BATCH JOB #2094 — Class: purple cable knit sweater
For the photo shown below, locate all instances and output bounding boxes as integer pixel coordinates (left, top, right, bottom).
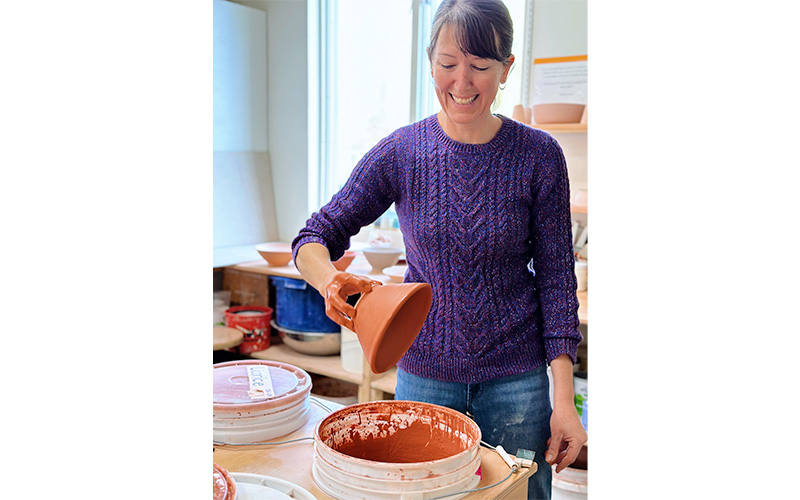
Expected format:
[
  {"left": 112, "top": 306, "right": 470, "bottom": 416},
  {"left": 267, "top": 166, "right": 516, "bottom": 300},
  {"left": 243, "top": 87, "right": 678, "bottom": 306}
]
[{"left": 293, "top": 114, "right": 582, "bottom": 383}]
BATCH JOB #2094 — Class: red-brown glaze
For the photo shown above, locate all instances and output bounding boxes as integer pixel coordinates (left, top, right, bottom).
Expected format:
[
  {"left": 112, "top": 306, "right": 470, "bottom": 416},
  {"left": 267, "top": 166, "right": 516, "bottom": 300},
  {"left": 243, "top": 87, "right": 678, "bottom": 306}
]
[
  {"left": 317, "top": 401, "right": 480, "bottom": 464},
  {"left": 333, "top": 418, "right": 460, "bottom": 462},
  {"left": 213, "top": 463, "right": 237, "bottom": 500}
]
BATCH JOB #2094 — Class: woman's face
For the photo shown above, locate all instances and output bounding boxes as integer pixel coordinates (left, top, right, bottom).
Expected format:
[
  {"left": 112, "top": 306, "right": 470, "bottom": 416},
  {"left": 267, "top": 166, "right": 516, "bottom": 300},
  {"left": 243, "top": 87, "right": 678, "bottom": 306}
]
[{"left": 430, "top": 24, "right": 513, "bottom": 131}]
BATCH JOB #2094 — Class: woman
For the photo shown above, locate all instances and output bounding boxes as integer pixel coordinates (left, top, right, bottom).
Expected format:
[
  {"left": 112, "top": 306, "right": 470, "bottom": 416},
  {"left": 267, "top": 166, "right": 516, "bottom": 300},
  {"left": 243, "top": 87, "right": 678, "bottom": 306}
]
[{"left": 292, "top": 1, "right": 586, "bottom": 497}]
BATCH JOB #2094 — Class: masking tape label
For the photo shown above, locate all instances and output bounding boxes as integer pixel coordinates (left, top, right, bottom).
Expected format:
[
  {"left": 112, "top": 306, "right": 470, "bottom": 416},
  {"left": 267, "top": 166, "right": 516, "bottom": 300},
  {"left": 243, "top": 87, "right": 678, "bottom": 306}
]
[{"left": 247, "top": 365, "right": 275, "bottom": 400}]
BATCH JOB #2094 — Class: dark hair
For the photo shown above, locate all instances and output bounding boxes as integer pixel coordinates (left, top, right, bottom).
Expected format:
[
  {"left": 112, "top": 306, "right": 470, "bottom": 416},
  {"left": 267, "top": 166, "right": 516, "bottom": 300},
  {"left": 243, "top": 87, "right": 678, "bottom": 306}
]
[{"left": 426, "top": 0, "right": 513, "bottom": 63}]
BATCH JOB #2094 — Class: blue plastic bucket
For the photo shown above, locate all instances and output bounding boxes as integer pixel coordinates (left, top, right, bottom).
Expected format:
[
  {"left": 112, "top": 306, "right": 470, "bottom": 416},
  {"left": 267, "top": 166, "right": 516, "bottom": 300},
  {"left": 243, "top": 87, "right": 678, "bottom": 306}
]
[{"left": 271, "top": 276, "right": 340, "bottom": 333}]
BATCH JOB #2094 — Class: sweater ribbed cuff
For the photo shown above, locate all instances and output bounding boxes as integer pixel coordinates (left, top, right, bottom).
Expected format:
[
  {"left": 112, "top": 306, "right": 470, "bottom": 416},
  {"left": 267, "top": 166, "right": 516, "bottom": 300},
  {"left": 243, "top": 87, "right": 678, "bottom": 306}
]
[
  {"left": 544, "top": 337, "right": 581, "bottom": 365},
  {"left": 291, "top": 236, "right": 330, "bottom": 263}
]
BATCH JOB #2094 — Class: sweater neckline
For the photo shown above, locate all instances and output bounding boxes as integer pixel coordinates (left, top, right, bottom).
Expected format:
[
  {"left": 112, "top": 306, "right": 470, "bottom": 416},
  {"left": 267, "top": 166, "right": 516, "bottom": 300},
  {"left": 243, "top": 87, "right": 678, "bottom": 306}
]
[{"left": 429, "top": 113, "right": 512, "bottom": 153}]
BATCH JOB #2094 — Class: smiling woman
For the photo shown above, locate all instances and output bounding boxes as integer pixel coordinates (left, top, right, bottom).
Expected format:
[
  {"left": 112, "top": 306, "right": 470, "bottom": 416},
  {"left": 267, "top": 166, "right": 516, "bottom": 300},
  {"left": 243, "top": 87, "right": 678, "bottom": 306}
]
[
  {"left": 311, "top": 0, "right": 527, "bottom": 208},
  {"left": 430, "top": 23, "right": 514, "bottom": 143}
]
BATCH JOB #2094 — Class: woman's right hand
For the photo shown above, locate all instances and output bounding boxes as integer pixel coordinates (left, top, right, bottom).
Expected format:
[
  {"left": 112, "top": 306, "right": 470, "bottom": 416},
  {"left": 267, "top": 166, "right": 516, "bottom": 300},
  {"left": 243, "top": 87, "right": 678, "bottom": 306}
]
[{"left": 323, "top": 272, "right": 382, "bottom": 330}]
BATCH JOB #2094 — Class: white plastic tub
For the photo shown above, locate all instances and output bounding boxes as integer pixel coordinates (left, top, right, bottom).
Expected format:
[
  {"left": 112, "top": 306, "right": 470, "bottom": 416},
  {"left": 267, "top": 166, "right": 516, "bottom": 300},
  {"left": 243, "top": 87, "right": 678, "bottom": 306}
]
[
  {"left": 313, "top": 401, "right": 481, "bottom": 500},
  {"left": 552, "top": 466, "right": 588, "bottom": 500},
  {"left": 213, "top": 360, "right": 311, "bottom": 444}
]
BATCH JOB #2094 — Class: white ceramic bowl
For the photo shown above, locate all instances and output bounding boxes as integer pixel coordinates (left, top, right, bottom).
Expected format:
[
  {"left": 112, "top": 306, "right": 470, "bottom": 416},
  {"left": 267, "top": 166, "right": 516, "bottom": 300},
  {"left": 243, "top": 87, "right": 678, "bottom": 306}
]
[
  {"left": 361, "top": 247, "right": 403, "bottom": 274},
  {"left": 382, "top": 265, "right": 407, "bottom": 283}
]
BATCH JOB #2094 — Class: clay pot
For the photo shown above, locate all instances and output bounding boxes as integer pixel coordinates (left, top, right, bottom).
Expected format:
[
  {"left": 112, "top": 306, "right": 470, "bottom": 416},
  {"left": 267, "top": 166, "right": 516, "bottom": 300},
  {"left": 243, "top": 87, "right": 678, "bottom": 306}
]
[
  {"left": 255, "top": 242, "right": 292, "bottom": 266},
  {"left": 532, "top": 103, "right": 586, "bottom": 124},
  {"left": 351, "top": 282, "right": 432, "bottom": 373},
  {"left": 332, "top": 250, "right": 356, "bottom": 271}
]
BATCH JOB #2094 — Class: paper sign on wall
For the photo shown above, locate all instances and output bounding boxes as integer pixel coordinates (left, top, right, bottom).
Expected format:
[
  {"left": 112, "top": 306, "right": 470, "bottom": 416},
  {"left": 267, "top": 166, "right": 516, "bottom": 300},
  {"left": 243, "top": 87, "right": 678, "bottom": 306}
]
[{"left": 532, "top": 55, "right": 588, "bottom": 105}]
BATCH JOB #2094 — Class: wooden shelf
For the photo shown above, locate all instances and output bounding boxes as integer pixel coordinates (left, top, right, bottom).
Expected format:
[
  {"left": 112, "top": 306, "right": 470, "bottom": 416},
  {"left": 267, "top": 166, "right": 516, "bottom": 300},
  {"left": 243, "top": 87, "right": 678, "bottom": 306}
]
[
  {"left": 570, "top": 203, "right": 588, "bottom": 214},
  {"left": 530, "top": 122, "right": 587, "bottom": 134},
  {"left": 228, "top": 258, "right": 587, "bottom": 403},
  {"left": 249, "top": 343, "right": 398, "bottom": 401},
  {"left": 250, "top": 343, "right": 362, "bottom": 385},
  {"left": 371, "top": 368, "right": 397, "bottom": 395},
  {"left": 577, "top": 290, "right": 588, "bottom": 325}
]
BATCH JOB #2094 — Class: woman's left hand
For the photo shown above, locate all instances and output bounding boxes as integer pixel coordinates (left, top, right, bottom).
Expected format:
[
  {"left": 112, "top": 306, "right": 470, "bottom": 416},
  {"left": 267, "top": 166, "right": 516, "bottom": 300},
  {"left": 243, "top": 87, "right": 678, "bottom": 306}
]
[{"left": 546, "top": 402, "right": 587, "bottom": 473}]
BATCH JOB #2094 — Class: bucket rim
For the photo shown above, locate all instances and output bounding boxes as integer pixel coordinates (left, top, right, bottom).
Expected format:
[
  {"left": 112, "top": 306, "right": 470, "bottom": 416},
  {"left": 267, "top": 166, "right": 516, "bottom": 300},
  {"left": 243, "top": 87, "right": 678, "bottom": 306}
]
[
  {"left": 212, "top": 360, "right": 311, "bottom": 412},
  {"left": 314, "top": 400, "right": 481, "bottom": 467}
]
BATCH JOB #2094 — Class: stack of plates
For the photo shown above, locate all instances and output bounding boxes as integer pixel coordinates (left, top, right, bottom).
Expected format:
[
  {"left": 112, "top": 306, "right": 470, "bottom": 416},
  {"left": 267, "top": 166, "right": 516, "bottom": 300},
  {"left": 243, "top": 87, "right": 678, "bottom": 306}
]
[{"left": 213, "top": 360, "right": 312, "bottom": 444}]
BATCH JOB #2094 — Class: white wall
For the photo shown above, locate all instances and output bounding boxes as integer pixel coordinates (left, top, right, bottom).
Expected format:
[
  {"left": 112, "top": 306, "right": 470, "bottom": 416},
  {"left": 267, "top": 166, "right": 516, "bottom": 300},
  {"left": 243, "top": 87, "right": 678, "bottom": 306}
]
[
  {"left": 264, "top": 0, "right": 309, "bottom": 242},
  {"left": 213, "top": 0, "right": 280, "bottom": 266},
  {"left": 213, "top": 0, "right": 269, "bottom": 152},
  {"left": 228, "top": 0, "right": 309, "bottom": 243}
]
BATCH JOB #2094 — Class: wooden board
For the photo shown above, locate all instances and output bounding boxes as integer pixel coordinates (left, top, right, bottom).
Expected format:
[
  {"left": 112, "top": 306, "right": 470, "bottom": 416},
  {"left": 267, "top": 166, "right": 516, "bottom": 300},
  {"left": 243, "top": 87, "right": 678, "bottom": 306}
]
[{"left": 213, "top": 326, "right": 244, "bottom": 350}]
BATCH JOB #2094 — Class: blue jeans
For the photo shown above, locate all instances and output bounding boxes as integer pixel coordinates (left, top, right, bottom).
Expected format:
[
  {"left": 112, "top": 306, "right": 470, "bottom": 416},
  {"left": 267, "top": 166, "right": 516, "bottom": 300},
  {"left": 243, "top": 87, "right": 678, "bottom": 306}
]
[{"left": 395, "top": 366, "right": 552, "bottom": 500}]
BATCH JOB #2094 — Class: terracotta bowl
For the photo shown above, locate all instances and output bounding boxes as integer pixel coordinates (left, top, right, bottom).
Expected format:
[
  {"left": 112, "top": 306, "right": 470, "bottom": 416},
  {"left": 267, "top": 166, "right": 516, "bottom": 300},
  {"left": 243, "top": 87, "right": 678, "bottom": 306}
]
[
  {"left": 255, "top": 242, "right": 292, "bottom": 266},
  {"left": 332, "top": 250, "right": 356, "bottom": 271},
  {"left": 361, "top": 247, "right": 403, "bottom": 274},
  {"left": 351, "top": 282, "right": 432, "bottom": 373},
  {"left": 532, "top": 103, "right": 586, "bottom": 124}
]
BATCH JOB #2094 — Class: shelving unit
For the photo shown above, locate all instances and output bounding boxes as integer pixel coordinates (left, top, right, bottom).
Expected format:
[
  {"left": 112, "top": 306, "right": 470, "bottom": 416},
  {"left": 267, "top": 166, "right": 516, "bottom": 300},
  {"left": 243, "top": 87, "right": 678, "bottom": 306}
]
[
  {"left": 223, "top": 201, "right": 589, "bottom": 399},
  {"left": 250, "top": 343, "right": 397, "bottom": 402},
  {"left": 223, "top": 259, "right": 589, "bottom": 400}
]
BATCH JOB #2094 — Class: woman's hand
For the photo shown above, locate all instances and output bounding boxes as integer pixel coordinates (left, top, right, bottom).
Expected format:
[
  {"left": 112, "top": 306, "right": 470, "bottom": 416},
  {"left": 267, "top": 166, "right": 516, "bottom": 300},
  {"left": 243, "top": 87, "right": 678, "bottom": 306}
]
[
  {"left": 294, "top": 243, "right": 382, "bottom": 329},
  {"left": 545, "top": 354, "right": 588, "bottom": 473},
  {"left": 546, "top": 401, "right": 587, "bottom": 473},
  {"left": 323, "top": 272, "right": 382, "bottom": 330}
]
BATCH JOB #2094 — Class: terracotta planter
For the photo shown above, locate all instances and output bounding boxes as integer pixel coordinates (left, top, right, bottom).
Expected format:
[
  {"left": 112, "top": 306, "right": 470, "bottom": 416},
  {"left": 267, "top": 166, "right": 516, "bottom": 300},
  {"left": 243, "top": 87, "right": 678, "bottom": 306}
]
[{"left": 350, "top": 282, "right": 432, "bottom": 373}]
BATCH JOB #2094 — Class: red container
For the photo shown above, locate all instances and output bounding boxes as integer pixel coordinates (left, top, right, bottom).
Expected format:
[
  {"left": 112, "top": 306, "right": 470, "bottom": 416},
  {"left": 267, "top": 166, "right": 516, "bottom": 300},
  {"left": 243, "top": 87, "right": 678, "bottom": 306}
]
[{"left": 224, "top": 305, "right": 273, "bottom": 354}]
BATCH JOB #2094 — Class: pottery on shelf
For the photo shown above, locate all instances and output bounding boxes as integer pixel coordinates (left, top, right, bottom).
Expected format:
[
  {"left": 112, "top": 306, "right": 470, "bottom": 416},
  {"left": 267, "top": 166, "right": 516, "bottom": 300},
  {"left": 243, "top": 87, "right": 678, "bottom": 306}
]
[
  {"left": 361, "top": 247, "right": 403, "bottom": 274},
  {"left": 532, "top": 103, "right": 586, "bottom": 124},
  {"left": 332, "top": 250, "right": 357, "bottom": 271},
  {"left": 255, "top": 242, "right": 293, "bottom": 267}
]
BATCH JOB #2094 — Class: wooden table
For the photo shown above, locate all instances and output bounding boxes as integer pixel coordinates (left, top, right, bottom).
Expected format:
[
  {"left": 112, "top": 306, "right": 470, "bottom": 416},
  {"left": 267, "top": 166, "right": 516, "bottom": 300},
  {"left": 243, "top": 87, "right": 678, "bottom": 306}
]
[{"left": 213, "top": 399, "right": 537, "bottom": 500}]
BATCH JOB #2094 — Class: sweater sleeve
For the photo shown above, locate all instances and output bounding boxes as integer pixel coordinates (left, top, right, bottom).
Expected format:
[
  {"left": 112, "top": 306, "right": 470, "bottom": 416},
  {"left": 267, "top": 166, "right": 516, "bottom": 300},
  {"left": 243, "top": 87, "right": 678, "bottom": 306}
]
[
  {"left": 292, "top": 134, "right": 399, "bottom": 262},
  {"left": 529, "top": 134, "right": 583, "bottom": 364}
]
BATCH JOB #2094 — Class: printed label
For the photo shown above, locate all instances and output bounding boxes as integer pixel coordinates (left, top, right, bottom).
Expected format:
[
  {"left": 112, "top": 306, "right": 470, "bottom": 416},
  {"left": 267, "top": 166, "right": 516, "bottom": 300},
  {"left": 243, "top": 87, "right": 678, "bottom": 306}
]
[{"left": 247, "top": 365, "right": 275, "bottom": 400}]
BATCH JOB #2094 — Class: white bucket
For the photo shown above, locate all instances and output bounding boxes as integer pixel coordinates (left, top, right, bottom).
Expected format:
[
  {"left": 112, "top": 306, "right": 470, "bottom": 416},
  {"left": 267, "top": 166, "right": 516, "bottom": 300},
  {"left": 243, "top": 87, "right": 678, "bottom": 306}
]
[
  {"left": 552, "top": 466, "right": 588, "bottom": 500},
  {"left": 213, "top": 398, "right": 311, "bottom": 443},
  {"left": 213, "top": 360, "right": 312, "bottom": 444},
  {"left": 313, "top": 401, "right": 481, "bottom": 500},
  {"left": 340, "top": 326, "right": 364, "bottom": 374}
]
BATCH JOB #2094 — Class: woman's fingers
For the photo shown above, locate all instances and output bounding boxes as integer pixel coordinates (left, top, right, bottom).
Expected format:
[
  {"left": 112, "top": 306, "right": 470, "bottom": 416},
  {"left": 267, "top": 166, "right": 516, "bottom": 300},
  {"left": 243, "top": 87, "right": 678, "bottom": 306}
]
[
  {"left": 554, "top": 440, "right": 581, "bottom": 473},
  {"left": 545, "top": 436, "right": 564, "bottom": 465},
  {"left": 323, "top": 273, "right": 382, "bottom": 330}
]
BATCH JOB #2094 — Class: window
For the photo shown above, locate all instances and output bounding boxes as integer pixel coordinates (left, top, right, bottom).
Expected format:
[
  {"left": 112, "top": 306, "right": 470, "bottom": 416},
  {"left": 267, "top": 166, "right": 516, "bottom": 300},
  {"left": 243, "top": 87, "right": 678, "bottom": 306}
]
[{"left": 310, "top": 0, "right": 529, "bottom": 212}]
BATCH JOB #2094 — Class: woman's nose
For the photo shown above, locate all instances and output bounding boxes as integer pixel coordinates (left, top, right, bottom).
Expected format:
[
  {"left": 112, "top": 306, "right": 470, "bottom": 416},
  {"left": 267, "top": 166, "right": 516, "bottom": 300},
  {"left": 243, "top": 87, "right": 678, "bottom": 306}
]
[{"left": 453, "top": 66, "right": 471, "bottom": 90}]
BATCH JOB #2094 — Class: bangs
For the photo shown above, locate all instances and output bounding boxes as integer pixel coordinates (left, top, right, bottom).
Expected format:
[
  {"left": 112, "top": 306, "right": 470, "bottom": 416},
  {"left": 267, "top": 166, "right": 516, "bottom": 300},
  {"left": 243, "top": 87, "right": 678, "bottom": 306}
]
[{"left": 451, "top": 16, "right": 504, "bottom": 61}]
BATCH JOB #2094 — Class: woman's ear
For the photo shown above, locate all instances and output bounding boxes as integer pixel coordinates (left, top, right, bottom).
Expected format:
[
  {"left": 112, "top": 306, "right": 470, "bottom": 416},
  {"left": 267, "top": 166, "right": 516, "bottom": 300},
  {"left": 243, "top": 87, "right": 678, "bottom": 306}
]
[{"left": 501, "top": 54, "right": 516, "bottom": 83}]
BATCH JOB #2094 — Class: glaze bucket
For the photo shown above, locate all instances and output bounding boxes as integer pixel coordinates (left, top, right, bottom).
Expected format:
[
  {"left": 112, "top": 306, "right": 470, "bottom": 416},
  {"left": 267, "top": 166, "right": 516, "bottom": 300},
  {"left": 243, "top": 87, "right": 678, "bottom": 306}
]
[
  {"left": 552, "top": 466, "right": 588, "bottom": 500},
  {"left": 313, "top": 400, "right": 481, "bottom": 500},
  {"left": 213, "top": 360, "right": 311, "bottom": 444},
  {"left": 224, "top": 306, "right": 273, "bottom": 354},
  {"left": 213, "top": 462, "right": 236, "bottom": 500}
]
